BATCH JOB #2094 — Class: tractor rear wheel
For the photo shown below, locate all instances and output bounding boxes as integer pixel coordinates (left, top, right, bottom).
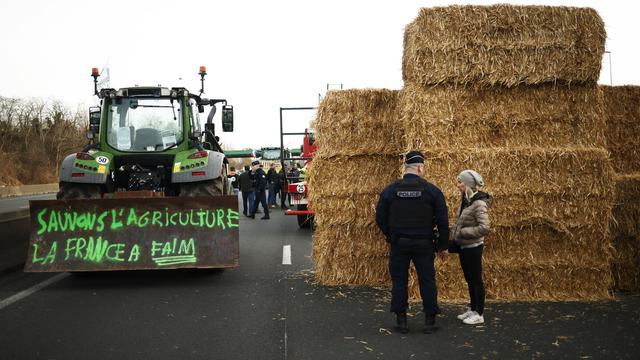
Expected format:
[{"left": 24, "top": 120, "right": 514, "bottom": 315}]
[
  {"left": 56, "top": 182, "right": 102, "bottom": 200},
  {"left": 179, "top": 177, "right": 224, "bottom": 197}
]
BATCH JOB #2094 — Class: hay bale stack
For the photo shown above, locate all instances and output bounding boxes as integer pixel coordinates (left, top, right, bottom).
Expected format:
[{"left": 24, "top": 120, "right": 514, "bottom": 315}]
[
  {"left": 403, "top": 5, "right": 605, "bottom": 87},
  {"left": 314, "top": 89, "right": 403, "bottom": 157},
  {"left": 309, "top": 90, "right": 403, "bottom": 287},
  {"left": 602, "top": 86, "right": 640, "bottom": 291},
  {"left": 602, "top": 86, "right": 640, "bottom": 173},
  {"left": 311, "top": 5, "right": 615, "bottom": 301},
  {"left": 610, "top": 173, "right": 640, "bottom": 291},
  {"left": 401, "top": 83, "right": 606, "bottom": 150},
  {"left": 395, "top": 5, "right": 614, "bottom": 301}
]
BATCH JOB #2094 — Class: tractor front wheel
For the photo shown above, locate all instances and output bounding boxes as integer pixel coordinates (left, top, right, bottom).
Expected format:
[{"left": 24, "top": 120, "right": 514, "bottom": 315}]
[
  {"left": 179, "top": 177, "right": 225, "bottom": 197},
  {"left": 56, "top": 182, "right": 102, "bottom": 200}
]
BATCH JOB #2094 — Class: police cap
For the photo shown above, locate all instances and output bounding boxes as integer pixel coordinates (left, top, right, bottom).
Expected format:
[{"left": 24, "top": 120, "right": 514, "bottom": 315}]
[{"left": 404, "top": 150, "right": 424, "bottom": 165}]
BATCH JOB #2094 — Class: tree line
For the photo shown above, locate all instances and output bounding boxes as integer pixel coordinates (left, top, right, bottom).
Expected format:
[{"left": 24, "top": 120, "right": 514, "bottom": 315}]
[{"left": 0, "top": 96, "right": 87, "bottom": 185}]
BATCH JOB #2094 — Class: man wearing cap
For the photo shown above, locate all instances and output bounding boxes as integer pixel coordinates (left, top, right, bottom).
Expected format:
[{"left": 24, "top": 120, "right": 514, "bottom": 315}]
[
  {"left": 238, "top": 165, "right": 255, "bottom": 217},
  {"left": 375, "top": 150, "right": 449, "bottom": 334},
  {"left": 249, "top": 160, "right": 270, "bottom": 220}
]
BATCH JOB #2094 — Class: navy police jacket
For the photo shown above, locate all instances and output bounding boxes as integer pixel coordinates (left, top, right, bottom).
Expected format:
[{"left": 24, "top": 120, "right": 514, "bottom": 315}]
[
  {"left": 250, "top": 168, "right": 268, "bottom": 191},
  {"left": 375, "top": 174, "right": 449, "bottom": 251}
]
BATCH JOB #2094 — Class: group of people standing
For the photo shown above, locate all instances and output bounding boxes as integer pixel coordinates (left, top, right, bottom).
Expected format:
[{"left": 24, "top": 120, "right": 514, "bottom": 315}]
[
  {"left": 376, "top": 150, "right": 490, "bottom": 334},
  {"left": 230, "top": 161, "right": 302, "bottom": 220}
]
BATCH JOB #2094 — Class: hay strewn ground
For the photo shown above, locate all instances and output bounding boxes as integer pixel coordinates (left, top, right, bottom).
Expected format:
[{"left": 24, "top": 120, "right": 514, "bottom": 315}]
[{"left": 403, "top": 5, "right": 605, "bottom": 87}]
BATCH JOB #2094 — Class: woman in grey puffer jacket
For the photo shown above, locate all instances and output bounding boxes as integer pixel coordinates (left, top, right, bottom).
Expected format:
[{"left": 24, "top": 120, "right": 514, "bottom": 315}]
[{"left": 452, "top": 170, "right": 490, "bottom": 325}]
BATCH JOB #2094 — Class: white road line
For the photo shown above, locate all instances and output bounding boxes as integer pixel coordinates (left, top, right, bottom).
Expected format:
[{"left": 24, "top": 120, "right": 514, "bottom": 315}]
[
  {"left": 282, "top": 245, "right": 292, "bottom": 265},
  {"left": 0, "top": 273, "right": 70, "bottom": 310}
]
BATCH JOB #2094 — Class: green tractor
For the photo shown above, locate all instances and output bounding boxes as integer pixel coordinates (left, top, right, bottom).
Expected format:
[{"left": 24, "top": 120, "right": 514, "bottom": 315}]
[
  {"left": 57, "top": 66, "right": 234, "bottom": 199},
  {"left": 24, "top": 67, "right": 240, "bottom": 273}
]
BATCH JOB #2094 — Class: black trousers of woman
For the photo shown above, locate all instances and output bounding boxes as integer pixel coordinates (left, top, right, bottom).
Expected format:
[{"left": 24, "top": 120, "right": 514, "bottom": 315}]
[{"left": 459, "top": 244, "right": 485, "bottom": 315}]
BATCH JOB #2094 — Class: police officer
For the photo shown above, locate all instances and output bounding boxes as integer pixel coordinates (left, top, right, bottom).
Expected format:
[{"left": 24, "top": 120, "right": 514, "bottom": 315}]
[
  {"left": 375, "top": 150, "right": 449, "bottom": 334},
  {"left": 249, "top": 160, "right": 270, "bottom": 220}
]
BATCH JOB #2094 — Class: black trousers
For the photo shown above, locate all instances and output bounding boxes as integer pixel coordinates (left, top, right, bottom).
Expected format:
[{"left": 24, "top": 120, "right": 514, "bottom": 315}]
[
  {"left": 251, "top": 190, "right": 269, "bottom": 216},
  {"left": 459, "top": 244, "right": 485, "bottom": 315},
  {"left": 389, "top": 241, "right": 440, "bottom": 315},
  {"left": 241, "top": 191, "right": 251, "bottom": 215}
]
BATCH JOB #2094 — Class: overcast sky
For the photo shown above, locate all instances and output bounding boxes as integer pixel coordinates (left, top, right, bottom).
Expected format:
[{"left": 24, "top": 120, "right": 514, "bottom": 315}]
[{"left": 0, "top": 0, "right": 637, "bottom": 149}]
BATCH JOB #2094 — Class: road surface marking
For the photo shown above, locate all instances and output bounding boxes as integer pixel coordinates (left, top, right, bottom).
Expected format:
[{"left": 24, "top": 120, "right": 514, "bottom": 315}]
[
  {"left": 0, "top": 273, "right": 70, "bottom": 310},
  {"left": 282, "top": 245, "right": 292, "bottom": 265}
]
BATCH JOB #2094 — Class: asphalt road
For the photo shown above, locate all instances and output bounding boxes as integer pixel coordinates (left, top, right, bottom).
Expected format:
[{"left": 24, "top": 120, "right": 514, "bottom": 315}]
[
  {"left": 0, "top": 197, "right": 639, "bottom": 359},
  {"left": 0, "top": 193, "right": 55, "bottom": 217}
]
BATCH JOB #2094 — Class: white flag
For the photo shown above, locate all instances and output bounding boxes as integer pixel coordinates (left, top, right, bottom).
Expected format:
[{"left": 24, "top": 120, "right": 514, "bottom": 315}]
[{"left": 97, "top": 66, "right": 111, "bottom": 90}]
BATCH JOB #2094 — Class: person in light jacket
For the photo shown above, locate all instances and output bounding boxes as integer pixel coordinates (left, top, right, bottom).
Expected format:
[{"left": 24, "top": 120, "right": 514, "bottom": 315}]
[{"left": 452, "top": 170, "right": 490, "bottom": 325}]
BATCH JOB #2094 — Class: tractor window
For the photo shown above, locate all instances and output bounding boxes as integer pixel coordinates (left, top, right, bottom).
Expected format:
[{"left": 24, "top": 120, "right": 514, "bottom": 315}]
[
  {"left": 189, "top": 99, "right": 202, "bottom": 136},
  {"left": 106, "top": 97, "right": 183, "bottom": 152}
]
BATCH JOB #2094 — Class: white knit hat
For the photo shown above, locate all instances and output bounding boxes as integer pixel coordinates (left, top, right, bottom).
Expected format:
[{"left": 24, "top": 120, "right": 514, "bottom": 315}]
[{"left": 457, "top": 170, "right": 484, "bottom": 190}]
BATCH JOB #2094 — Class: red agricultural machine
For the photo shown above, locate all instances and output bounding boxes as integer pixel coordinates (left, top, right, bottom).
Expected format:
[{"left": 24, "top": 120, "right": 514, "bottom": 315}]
[{"left": 279, "top": 107, "right": 317, "bottom": 228}]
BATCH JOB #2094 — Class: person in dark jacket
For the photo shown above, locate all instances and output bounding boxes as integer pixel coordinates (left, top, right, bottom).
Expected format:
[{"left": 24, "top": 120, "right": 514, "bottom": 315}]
[
  {"left": 267, "top": 163, "right": 279, "bottom": 208},
  {"left": 279, "top": 165, "right": 288, "bottom": 210},
  {"left": 238, "top": 165, "right": 255, "bottom": 216},
  {"left": 249, "top": 160, "right": 270, "bottom": 220},
  {"left": 228, "top": 166, "right": 240, "bottom": 195},
  {"left": 376, "top": 150, "right": 449, "bottom": 334},
  {"left": 452, "top": 170, "right": 490, "bottom": 325}
]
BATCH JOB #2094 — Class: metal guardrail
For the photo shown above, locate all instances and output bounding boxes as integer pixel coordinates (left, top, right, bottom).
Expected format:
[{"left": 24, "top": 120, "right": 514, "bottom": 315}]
[{"left": 0, "top": 183, "right": 58, "bottom": 198}]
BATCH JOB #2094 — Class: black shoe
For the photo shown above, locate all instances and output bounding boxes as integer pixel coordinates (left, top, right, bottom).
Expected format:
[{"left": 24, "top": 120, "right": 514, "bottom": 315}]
[
  {"left": 423, "top": 314, "right": 438, "bottom": 334},
  {"left": 248, "top": 214, "right": 255, "bottom": 219},
  {"left": 394, "top": 312, "right": 409, "bottom": 334},
  {"left": 261, "top": 215, "right": 270, "bottom": 220}
]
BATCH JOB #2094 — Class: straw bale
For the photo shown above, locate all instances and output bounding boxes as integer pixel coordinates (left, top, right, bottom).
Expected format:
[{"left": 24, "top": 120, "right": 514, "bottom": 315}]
[
  {"left": 420, "top": 147, "right": 614, "bottom": 197},
  {"left": 313, "top": 252, "right": 611, "bottom": 301},
  {"left": 483, "top": 224, "right": 612, "bottom": 263},
  {"left": 414, "top": 259, "right": 613, "bottom": 301},
  {"left": 602, "top": 85, "right": 640, "bottom": 173},
  {"left": 612, "top": 174, "right": 640, "bottom": 237},
  {"left": 313, "top": 192, "right": 611, "bottom": 229},
  {"left": 314, "top": 89, "right": 403, "bottom": 157},
  {"left": 307, "top": 155, "right": 402, "bottom": 198},
  {"left": 313, "top": 254, "right": 389, "bottom": 287},
  {"left": 400, "top": 83, "right": 605, "bottom": 149},
  {"left": 611, "top": 236, "right": 640, "bottom": 291},
  {"left": 403, "top": 5, "right": 605, "bottom": 87},
  {"left": 314, "top": 221, "right": 611, "bottom": 268},
  {"left": 313, "top": 224, "right": 388, "bottom": 258}
]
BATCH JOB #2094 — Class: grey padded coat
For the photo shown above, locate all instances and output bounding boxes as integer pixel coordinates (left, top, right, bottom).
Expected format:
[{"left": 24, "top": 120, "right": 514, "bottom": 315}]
[{"left": 452, "top": 192, "right": 491, "bottom": 247}]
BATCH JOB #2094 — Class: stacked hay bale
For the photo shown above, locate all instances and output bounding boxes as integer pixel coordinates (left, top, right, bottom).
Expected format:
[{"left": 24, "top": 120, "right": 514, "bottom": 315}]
[
  {"left": 400, "top": 5, "right": 614, "bottom": 301},
  {"left": 602, "top": 86, "right": 640, "bottom": 291},
  {"left": 310, "top": 5, "right": 616, "bottom": 301},
  {"left": 309, "top": 89, "right": 402, "bottom": 285}
]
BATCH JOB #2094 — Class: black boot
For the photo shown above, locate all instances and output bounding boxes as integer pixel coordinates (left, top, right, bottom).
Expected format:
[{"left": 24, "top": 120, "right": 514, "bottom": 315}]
[
  {"left": 248, "top": 213, "right": 255, "bottom": 219},
  {"left": 394, "top": 312, "right": 409, "bottom": 334},
  {"left": 261, "top": 214, "right": 270, "bottom": 220},
  {"left": 423, "top": 314, "right": 438, "bottom": 334}
]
